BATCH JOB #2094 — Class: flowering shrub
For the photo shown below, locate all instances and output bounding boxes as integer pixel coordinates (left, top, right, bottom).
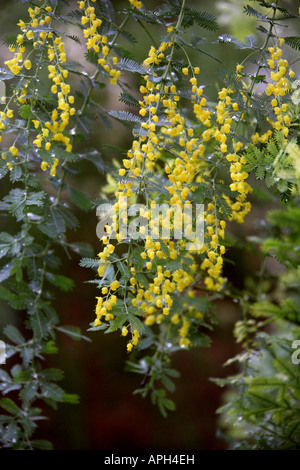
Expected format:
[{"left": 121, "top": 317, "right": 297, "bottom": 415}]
[{"left": 0, "top": 0, "right": 299, "bottom": 449}]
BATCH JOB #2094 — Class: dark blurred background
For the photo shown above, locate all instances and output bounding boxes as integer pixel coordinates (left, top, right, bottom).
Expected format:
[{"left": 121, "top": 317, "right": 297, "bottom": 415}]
[{"left": 0, "top": 0, "right": 299, "bottom": 450}]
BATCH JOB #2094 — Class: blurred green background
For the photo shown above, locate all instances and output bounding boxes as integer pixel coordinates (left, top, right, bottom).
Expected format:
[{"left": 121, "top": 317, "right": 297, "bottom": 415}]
[{"left": 0, "top": 0, "right": 299, "bottom": 450}]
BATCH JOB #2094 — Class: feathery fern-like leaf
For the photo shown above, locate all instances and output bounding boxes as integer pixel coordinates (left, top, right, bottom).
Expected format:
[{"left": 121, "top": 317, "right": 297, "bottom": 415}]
[
  {"left": 119, "top": 92, "right": 139, "bottom": 108},
  {"left": 215, "top": 34, "right": 257, "bottom": 49},
  {"left": 184, "top": 9, "right": 218, "bottom": 31},
  {"left": 284, "top": 36, "right": 300, "bottom": 51},
  {"left": 117, "top": 58, "right": 147, "bottom": 75},
  {"left": 108, "top": 110, "right": 141, "bottom": 123}
]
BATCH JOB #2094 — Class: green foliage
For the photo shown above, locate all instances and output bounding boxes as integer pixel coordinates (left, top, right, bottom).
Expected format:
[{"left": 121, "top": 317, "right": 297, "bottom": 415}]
[
  {"left": 183, "top": 9, "right": 219, "bottom": 31},
  {"left": 284, "top": 36, "right": 300, "bottom": 51},
  {"left": 214, "top": 330, "right": 300, "bottom": 449},
  {"left": 216, "top": 33, "right": 258, "bottom": 49},
  {"left": 214, "top": 110, "right": 300, "bottom": 449},
  {"left": 0, "top": 0, "right": 103, "bottom": 449},
  {"left": 0, "top": 0, "right": 299, "bottom": 450}
]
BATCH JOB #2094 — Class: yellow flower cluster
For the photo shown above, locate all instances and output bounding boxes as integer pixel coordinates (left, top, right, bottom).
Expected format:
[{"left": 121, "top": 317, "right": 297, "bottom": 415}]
[
  {"left": 0, "top": 110, "right": 14, "bottom": 149},
  {"left": 37, "top": 33, "right": 74, "bottom": 167},
  {"left": 250, "top": 38, "right": 293, "bottom": 147},
  {"left": 94, "top": 42, "right": 203, "bottom": 350},
  {"left": 265, "top": 38, "right": 293, "bottom": 137},
  {"left": 189, "top": 71, "right": 252, "bottom": 284},
  {"left": 207, "top": 85, "right": 252, "bottom": 225},
  {"left": 79, "top": 0, "right": 121, "bottom": 85},
  {"left": 3, "top": 2, "right": 74, "bottom": 176},
  {"left": 161, "top": 69, "right": 230, "bottom": 292},
  {"left": 225, "top": 145, "right": 252, "bottom": 224},
  {"left": 94, "top": 31, "right": 295, "bottom": 352},
  {"left": 4, "top": 3, "right": 49, "bottom": 76},
  {"left": 94, "top": 39, "right": 232, "bottom": 350},
  {"left": 200, "top": 204, "right": 226, "bottom": 291},
  {"left": 128, "top": 0, "right": 143, "bottom": 9},
  {"left": 94, "top": 291, "right": 117, "bottom": 325},
  {"left": 224, "top": 38, "right": 294, "bottom": 222}
]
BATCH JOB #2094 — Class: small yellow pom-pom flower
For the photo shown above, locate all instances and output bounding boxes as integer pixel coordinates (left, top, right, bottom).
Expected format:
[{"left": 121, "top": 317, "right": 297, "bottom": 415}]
[
  {"left": 9, "top": 146, "right": 18, "bottom": 157},
  {"left": 129, "top": 0, "right": 142, "bottom": 9},
  {"left": 41, "top": 161, "right": 49, "bottom": 171},
  {"left": 24, "top": 60, "right": 32, "bottom": 70},
  {"left": 50, "top": 159, "right": 59, "bottom": 177},
  {"left": 32, "top": 120, "right": 40, "bottom": 129},
  {"left": 110, "top": 280, "right": 120, "bottom": 291},
  {"left": 122, "top": 326, "right": 128, "bottom": 336}
]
